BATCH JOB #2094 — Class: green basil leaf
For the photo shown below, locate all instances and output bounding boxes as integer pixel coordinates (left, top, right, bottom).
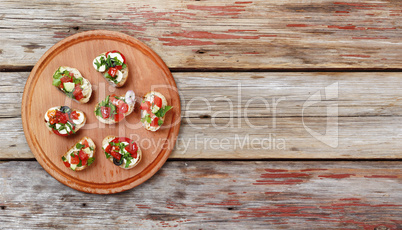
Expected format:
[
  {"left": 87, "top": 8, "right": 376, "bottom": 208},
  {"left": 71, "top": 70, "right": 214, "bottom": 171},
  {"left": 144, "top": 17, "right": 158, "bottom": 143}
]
[
  {"left": 125, "top": 159, "right": 131, "bottom": 168},
  {"left": 52, "top": 78, "right": 61, "bottom": 87},
  {"left": 76, "top": 143, "right": 85, "bottom": 149},
  {"left": 73, "top": 77, "right": 83, "bottom": 85},
  {"left": 87, "top": 157, "right": 95, "bottom": 166},
  {"left": 77, "top": 158, "right": 82, "bottom": 167},
  {"left": 95, "top": 106, "right": 102, "bottom": 117},
  {"left": 61, "top": 156, "right": 66, "bottom": 162},
  {"left": 155, "top": 106, "right": 173, "bottom": 118}
]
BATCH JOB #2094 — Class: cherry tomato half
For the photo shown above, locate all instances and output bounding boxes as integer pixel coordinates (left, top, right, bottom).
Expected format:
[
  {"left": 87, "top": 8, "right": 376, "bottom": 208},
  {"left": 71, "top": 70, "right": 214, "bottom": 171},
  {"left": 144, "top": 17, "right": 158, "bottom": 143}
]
[
  {"left": 101, "top": 106, "right": 110, "bottom": 119},
  {"left": 154, "top": 95, "right": 162, "bottom": 108}
]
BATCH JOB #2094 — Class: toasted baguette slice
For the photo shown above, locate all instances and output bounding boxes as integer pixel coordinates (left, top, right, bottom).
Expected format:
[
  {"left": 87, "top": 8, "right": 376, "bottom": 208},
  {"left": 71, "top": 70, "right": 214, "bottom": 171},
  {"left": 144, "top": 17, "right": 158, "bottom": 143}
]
[
  {"left": 102, "top": 135, "right": 142, "bottom": 169},
  {"left": 93, "top": 51, "right": 128, "bottom": 87},
  {"left": 94, "top": 94, "right": 135, "bottom": 124},
  {"left": 141, "top": 91, "right": 171, "bottom": 132},
  {"left": 52, "top": 66, "right": 92, "bottom": 103},
  {"left": 61, "top": 137, "right": 96, "bottom": 171},
  {"left": 44, "top": 106, "right": 86, "bottom": 136}
]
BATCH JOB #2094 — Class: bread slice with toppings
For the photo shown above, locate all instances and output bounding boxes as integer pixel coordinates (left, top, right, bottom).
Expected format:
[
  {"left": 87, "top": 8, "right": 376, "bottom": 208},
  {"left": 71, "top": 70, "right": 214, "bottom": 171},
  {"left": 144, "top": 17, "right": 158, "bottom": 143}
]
[
  {"left": 102, "top": 135, "right": 142, "bottom": 169},
  {"left": 140, "top": 91, "right": 172, "bottom": 132},
  {"left": 93, "top": 51, "right": 128, "bottom": 87},
  {"left": 52, "top": 66, "right": 92, "bottom": 103},
  {"left": 44, "top": 106, "right": 86, "bottom": 136},
  {"left": 94, "top": 91, "right": 135, "bottom": 124},
  {"left": 61, "top": 137, "right": 96, "bottom": 171}
]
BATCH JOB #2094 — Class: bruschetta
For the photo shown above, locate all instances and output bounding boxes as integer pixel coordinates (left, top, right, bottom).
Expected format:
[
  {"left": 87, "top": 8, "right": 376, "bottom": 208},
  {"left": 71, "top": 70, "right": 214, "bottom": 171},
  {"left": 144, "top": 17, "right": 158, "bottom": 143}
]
[
  {"left": 140, "top": 91, "right": 172, "bottom": 131},
  {"left": 44, "top": 106, "right": 86, "bottom": 136},
  {"left": 93, "top": 50, "right": 128, "bottom": 87},
  {"left": 61, "top": 137, "right": 95, "bottom": 171},
  {"left": 94, "top": 91, "right": 135, "bottom": 124},
  {"left": 52, "top": 66, "right": 92, "bottom": 103},
  {"left": 102, "top": 136, "right": 142, "bottom": 169}
]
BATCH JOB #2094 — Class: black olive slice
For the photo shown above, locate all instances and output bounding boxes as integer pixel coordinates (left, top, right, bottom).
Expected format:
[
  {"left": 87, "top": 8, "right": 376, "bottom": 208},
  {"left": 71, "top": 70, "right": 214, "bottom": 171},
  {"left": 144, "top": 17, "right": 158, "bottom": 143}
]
[
  {"left": 60, "top": 106, "right": 72, "bottom": 114},
  {"left": 113, "top": 157, "right": 123, "bottom": 166}
]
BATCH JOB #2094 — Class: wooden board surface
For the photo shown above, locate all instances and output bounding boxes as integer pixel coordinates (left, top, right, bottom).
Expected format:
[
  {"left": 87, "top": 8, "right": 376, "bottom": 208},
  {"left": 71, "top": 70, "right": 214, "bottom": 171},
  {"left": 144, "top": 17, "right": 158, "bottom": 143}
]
[
  {"left": 0, "top": 161, "right": 401, "bottom": 229},
  {"left": 1, "top": 0, "right": 401, "bottom": 70},
  {"left": 21, "top": 30, "right": 181, "bottom": 193},
  {"left": 5, "top": 72, "right": 402, "bottom": 159}
]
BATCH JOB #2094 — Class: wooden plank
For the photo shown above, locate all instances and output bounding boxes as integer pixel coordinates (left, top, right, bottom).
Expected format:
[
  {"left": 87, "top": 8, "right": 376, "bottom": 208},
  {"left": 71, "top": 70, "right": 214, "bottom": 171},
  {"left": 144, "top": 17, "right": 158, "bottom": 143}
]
[
  {"left": 0, "top": 161, "right": 401, "bottom": 229},
  {"left": 3, "top": 115, "right": 402, "bottom": 159},
  {"left": 3, "top": 71, "right": 402, "bottom": 118},
  {"left": 0, "top": 0, "right": 401, "bottom": 69},
  {"left": 3, "top": 71, "right": 402, "bottom": 159}
]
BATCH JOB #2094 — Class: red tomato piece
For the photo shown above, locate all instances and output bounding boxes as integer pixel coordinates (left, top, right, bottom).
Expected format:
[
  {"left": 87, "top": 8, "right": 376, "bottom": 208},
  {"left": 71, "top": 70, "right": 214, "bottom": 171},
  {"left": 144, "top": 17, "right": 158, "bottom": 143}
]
[
  {"left": 104, "top": 144, "right": 111, "bottom": 153},
  {"left": 114, "top": 113, "right": 124, "bottom": 122},
  {"left": 69, "top": 72, "right": 74, "bottom": 77},
  {"left": 63, "top": 161, "right": 70, "bottom": 167},
  {"left": 108, "top": 67, "right": 118, "bottom": 77},
  {"left": 59, "top": 113, "right": 69, "bottom": 124},
  {"left": 79, "top": 150, "right": 89, "bottom": 161},
  {"left": 110, "top": 150, "right": 121, "bottom": 161},
  {"left": 73, "top": 85, "right": 84, "bottom": 100},
  {"left": 58, "top": 113, "right": 68, "bottom": 124},
  {"left": 70, "top": 111, "right": 79, "bottom": 120},
  {"left": 70, "top": 154, "right": 80, "bottom": 164},
  {"left": 119, "top": 103, "right": 128, "bottom": 114},
  {"left": 82, "top": 139, "right": 89, "bottom": 148},
  {"left": 140, "top": 101, "right": 152, "bottom": 114},
  {"left": 55, "top": 110, "right": 63, "bottom": 117},
  {"left": 49, "top": 117, "right": 57, "bottom": 125},
  {"left": 116, "top": 65, "right": 123, "bottom": 70},
  {"left": 125, "top": 142, "right": 138, "bottom": 158},
  {"left": 112, "top": 137, "right": 132, "bottom": 143},
  {"left": 60, "top": 75, "right": 72, "bottom": 84},
  {"left": 154, "top": 96, "right": 162, "bottom": 108},
  {"left": 101, "top": 106, "right": 110, "bottom": 119},
  {"left": 151, "top": 117, "right": 159, "bottom": 127},
  {"left": 109, "top": 96, "right": 118, "bottom": 106},
  {"left": 81, "top": 159, "right": 87, "bottom": 166}
]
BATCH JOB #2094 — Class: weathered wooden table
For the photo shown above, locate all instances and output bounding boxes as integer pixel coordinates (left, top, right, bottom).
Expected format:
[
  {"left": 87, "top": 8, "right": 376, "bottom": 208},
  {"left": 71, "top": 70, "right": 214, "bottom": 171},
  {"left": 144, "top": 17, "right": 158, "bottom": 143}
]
[{"left": 1, "top": 0, "right": 401, "bottom": 229}]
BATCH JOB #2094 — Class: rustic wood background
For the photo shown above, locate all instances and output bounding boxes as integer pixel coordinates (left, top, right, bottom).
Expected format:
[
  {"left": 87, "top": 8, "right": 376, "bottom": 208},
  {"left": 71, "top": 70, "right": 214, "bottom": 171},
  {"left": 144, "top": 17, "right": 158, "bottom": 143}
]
[{"left": 1, "top": 0, "right": 401, "bottom": 229}]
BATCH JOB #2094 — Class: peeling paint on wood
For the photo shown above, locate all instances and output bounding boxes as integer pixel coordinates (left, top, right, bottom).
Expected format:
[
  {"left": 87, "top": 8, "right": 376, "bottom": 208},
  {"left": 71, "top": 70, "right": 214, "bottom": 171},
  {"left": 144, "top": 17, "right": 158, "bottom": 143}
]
[
  {"left": 0, "top": 0, "right": 400, "bottom": 69},
  {"left": 2, "top": 72, "right": 402, "bottom": 159},
  {"left": 0, "top": 161, "right": 401, "bottom": 229}
]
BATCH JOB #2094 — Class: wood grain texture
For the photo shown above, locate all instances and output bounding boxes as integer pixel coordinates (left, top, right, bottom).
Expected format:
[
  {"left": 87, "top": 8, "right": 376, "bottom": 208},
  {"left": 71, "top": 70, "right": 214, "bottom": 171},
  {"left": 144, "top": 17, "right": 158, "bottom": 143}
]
[
  {"left": 4, "top": 71, "right": 402, "bottom": 159},
  {"left": 5, "top": 115, "right": 402, "bottom": 159},
  {"left": 0, "top": 0, "right": 401, "bottom": 69},
  {"left": 0, "top": 161, "right": 401, "bottom": 229},
  {"left": 21, "top": 30, "right": 181, "bottom": 193},
  {"left": 4, "top": 72, "right": 402, "bottom": 118}
]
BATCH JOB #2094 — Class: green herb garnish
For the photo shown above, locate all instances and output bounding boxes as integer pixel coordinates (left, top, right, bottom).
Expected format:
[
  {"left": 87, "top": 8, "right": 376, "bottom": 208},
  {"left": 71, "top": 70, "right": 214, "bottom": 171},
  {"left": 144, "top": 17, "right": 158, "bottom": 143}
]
[
  {"left": 141, "top": 114, "right": 152, "bottom": 124},
  {"left": 154, "top": 106, "right": 173, "bottom": 118},
  {"left": 76, "top": 143, "right": 85, "bottom": 149},
  {"left": 87, "top": 157, "right": 95, "bottom": 166}
]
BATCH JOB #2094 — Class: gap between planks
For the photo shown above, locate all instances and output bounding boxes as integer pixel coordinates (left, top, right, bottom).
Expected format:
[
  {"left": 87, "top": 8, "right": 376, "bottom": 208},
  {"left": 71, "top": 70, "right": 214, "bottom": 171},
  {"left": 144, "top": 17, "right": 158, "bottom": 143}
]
[{"left": 2, "top": 66, "right": 402, "bottom": 73}]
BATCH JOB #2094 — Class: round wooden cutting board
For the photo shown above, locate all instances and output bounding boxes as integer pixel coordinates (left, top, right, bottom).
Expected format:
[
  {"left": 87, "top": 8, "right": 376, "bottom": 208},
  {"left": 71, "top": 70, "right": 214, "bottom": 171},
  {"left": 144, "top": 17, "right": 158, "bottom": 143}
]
[{"left": 21, "top": 30, "right": 181, "bottom": 194}]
